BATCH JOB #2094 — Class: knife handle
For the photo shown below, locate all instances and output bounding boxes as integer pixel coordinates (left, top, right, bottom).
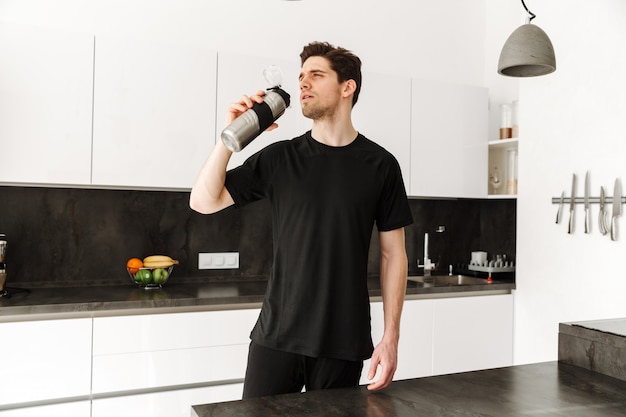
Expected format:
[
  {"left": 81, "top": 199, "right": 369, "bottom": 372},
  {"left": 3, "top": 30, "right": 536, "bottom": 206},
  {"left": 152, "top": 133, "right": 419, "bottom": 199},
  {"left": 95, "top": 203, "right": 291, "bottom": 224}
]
[
  {"left": 568, "top": 211, "right": 574, "bottom": 234},
  {"left": 599, "top": 211, "right": 608, "bottom": 235},
  {"left": 611, "top": 216, "right": 618, "bottom": 241},
  {"left": 584, "top": 208, "right": 590, "bottom": 233}
]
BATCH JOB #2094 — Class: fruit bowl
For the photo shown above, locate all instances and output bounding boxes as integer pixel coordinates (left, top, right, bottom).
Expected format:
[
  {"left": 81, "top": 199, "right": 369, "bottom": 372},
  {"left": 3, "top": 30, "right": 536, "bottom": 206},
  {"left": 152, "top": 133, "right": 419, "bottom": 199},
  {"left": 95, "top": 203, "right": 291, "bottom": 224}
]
[{"left": 127, "top": 266, "right": 174, "bottom": 289}]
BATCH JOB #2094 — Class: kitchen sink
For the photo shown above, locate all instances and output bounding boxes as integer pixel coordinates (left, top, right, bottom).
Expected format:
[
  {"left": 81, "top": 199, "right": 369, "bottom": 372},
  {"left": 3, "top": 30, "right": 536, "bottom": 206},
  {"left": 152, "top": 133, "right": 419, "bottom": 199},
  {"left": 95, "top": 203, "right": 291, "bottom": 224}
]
[{"left": 407, "top": 275, "right": 488, "bottom": 286}]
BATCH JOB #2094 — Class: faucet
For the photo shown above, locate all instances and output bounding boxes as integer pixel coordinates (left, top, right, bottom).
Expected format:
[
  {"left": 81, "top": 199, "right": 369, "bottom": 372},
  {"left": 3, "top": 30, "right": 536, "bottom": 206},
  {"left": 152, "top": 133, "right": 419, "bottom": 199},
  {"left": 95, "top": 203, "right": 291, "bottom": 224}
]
[
  {"left": 421, "top": 258, "right": 435, "bottom": 277},
  {"left": 418, "top": 232, "right": 436, "bottom": 277}
]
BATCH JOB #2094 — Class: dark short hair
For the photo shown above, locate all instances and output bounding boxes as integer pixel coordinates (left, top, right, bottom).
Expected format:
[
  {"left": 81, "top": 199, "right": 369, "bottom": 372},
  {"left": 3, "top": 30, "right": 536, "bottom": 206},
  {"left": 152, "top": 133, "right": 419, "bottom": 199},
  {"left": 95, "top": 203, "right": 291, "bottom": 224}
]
[{"left": 300, "top": 41, "right": 362, "bottom": 107}]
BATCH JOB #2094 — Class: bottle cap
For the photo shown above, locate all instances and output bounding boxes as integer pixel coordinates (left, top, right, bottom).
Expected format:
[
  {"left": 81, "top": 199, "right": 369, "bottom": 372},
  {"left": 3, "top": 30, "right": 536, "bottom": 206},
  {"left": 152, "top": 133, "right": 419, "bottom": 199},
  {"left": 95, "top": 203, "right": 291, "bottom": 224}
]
[{"left": 263, "top": 65, "right": 283, "bottom": 88}]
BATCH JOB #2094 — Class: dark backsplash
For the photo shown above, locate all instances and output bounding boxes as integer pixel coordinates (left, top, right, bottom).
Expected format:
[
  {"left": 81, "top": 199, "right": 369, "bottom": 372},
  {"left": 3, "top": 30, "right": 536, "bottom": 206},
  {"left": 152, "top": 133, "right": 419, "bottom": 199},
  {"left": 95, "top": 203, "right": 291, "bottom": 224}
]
[{"left": 0, "top": 186, "right": 515, "bottom": 288}]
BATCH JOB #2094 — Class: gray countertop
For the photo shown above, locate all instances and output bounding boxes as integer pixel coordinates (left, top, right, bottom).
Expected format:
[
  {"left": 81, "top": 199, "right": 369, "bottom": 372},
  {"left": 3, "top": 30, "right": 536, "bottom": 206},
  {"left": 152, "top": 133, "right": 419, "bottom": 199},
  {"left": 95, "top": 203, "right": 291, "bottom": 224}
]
[
  {"left": 192, "top": 362, "right": 626, "bottom": 417},
  {"left": 570, "top": 317, "right": 626, "bottom": 337},
  {"left": 0, "top": 276, "right": 515, "bottom": 321}
]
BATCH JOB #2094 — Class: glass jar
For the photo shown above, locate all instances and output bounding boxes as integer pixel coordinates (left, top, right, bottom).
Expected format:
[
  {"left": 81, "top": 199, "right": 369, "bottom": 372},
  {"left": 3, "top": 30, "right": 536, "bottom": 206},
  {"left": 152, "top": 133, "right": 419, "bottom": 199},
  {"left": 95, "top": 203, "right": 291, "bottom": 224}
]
[{"left": 499, "top": 103, "right": 512, "bottom": 139}]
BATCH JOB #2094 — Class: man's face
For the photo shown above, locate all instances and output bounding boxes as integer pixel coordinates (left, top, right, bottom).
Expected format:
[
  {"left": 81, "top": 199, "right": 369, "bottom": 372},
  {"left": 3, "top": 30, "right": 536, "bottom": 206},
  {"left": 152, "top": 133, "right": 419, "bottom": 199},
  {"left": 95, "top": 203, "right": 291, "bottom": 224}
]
[{"left": 299, "top": 56, "right": 345, "bottom": 121}]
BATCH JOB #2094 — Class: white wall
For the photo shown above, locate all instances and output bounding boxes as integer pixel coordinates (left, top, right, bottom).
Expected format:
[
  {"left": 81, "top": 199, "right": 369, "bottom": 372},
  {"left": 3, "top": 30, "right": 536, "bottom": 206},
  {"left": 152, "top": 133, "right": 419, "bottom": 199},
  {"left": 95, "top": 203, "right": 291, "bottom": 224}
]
[
  {"left": 0, "top": 0, "right": 492, "bottom": 86},
  {"left": 515, "top": 0, "right": 626, "bottom": 364}
]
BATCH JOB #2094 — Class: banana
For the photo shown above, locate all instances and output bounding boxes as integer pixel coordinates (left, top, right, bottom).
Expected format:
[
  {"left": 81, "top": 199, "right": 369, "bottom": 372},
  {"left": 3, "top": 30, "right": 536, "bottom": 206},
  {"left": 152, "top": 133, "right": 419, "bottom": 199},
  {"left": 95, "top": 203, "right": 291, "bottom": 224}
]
[
  {"left": 143, "top": 260, "right": 176, "bottom": 268},
  {"left": 143, "top": 255, "right": 177, "bottom": 263},
  {"left": 143, "top": 255, "right": 179, "bottom": 268}
]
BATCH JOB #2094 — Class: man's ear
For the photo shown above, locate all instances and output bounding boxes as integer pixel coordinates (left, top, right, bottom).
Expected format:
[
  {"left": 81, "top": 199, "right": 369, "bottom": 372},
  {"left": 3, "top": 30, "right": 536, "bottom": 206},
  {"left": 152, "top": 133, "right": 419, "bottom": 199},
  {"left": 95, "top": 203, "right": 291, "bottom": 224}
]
[{"left": 342, "top": 79, "right": 357, "bottom": 99}]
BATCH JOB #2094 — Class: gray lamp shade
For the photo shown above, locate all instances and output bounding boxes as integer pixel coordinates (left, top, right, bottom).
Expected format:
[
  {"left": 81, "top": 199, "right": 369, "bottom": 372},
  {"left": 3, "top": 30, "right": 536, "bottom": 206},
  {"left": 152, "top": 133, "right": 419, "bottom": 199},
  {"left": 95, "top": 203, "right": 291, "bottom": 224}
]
[{"left": 498, "top": 23, "right": 556, "bottom": 77}]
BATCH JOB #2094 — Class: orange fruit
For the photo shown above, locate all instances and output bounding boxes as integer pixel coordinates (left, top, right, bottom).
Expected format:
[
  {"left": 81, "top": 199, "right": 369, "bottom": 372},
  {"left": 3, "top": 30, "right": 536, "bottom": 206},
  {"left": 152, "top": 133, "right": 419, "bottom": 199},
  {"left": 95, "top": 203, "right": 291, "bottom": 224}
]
[{"left": 127, "top": 257, "right": 143, "bottom": 274}]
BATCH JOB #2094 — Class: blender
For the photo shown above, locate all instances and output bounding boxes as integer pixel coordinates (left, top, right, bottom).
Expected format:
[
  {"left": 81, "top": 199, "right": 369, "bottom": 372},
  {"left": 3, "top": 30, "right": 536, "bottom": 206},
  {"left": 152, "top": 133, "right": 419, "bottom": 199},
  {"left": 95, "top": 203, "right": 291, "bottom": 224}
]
[{"left": 0, "top": 233, "right": 6, "bottom": 296}]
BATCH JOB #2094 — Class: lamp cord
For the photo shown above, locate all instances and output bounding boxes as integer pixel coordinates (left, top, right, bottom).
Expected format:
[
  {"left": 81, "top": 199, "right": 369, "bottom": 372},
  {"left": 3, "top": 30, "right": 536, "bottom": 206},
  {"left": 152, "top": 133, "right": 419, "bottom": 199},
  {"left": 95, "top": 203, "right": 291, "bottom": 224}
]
[{"left": 521, "top": 0, "right": 536, "bottom": 22}]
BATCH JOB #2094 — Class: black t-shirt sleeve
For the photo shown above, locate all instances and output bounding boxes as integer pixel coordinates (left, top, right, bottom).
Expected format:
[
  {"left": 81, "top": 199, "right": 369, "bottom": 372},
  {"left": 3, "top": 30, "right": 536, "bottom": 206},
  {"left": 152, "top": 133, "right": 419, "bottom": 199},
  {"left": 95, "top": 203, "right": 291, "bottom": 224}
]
[
  {"left": 224, "top": 163, "right": 263, "bottom": 208},
  {"left": 375, "top": 156, "right": 413, "bottom": 231},
  {"left": 224, "top": 141, "right": 284, "bottom": 208}
]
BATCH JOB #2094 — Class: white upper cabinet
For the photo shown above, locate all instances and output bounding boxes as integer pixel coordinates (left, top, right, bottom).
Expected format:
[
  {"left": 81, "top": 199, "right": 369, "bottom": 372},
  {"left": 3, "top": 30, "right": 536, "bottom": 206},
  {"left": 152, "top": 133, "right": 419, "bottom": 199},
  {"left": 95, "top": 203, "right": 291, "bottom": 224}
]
[
  {"left": 0, "top": 23, "right": 94, "bottom": 185},
  {"left": 410, "top": 79, "right": 488, "bottom": 198},
  {"left": 92, "top": 37, "right": 217, "bottom": 189},
  {"left": 216, "top": 53, "right": 309, "bottom": 171},
  {"left": 0, "top": 28, "right": 489, "bottom": 195},
  {"left": 352, "top": 72, "right": 412, "bottom": 189}
]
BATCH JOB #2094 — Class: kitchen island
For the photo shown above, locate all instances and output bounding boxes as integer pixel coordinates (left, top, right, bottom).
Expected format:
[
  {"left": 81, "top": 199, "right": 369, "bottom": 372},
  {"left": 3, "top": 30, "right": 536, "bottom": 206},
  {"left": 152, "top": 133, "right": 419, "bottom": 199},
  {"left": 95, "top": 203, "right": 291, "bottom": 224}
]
[{"left": 192, "top": 361, "right": 626, "bottom": 417}]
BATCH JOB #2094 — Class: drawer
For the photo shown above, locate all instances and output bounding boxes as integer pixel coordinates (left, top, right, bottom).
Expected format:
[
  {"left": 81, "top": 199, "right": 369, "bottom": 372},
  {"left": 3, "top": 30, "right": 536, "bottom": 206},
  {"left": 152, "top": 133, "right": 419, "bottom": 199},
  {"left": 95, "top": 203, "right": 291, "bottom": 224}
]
[
  {"left": 92, "top": 344, "right": 249, "bottom": 393},
  {"left": 93, "top": 308, "right": 260, "bottom": 355}
]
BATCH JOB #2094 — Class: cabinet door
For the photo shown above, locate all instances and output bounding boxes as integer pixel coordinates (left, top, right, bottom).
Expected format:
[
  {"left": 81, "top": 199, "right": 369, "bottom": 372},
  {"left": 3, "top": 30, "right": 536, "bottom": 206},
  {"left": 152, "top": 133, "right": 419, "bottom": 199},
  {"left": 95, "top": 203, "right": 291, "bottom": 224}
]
[
  {"left": 0, "top": 23, "right": 93, "bottom": 185},
  {"left": 92, "top": 309, "right": 260, "bottom": 393},
  {"left": 92, "top": 37, "right": 217, "bottom": 189},
  {"left": 92, "top": 384, "right": 243, "bottom": 417},
  {"left": 0, "top": 318, "right": 92, "bottom": 407},
  {"left": 410, "top": 79, "right": 488, "bottom": 198},
  {"left": 216, "top": 52, "right": 309, "bottom": 171},
  {"left": 361, "top": 299, "right": 433, "bottom": 385},
  {"left": 352, "top": 72, "right": 411, "bottom": 188},
  {"left": 432, "top": 294, "right": 513, "bottom": 375},
  {"left": 92, "top": 344, "right": 250, "bottom": 393}
]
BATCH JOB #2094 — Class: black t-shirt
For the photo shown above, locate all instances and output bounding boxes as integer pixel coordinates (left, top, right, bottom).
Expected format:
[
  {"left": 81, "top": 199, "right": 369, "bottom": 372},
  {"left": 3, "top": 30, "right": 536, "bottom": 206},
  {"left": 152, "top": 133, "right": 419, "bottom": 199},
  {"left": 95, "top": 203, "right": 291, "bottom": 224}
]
[{"left": 225, "top": 131, "right": 413, "bottom": 361}]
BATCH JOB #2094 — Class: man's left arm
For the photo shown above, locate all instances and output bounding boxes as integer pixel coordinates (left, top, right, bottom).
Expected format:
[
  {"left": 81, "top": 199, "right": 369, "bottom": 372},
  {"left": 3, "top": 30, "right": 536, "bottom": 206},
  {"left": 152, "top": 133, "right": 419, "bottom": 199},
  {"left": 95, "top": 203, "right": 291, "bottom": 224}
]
[{"left": 367, "top": 227, "right": 408, "bottom": 391}]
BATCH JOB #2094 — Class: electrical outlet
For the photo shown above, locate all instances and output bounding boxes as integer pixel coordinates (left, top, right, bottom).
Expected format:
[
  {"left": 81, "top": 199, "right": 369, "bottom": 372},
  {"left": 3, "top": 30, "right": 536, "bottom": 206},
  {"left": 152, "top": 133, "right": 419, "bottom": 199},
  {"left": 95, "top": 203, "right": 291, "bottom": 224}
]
[{"left": 198, "top": 252, "right": 239, "bottom": 270}]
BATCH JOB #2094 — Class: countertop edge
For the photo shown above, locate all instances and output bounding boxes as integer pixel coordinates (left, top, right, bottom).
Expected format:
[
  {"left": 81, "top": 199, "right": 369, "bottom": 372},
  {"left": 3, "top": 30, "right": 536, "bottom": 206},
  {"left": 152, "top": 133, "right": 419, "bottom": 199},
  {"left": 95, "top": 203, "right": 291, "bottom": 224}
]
[{"left": 0, "top": 279, "right": 515, "bottom": 322}]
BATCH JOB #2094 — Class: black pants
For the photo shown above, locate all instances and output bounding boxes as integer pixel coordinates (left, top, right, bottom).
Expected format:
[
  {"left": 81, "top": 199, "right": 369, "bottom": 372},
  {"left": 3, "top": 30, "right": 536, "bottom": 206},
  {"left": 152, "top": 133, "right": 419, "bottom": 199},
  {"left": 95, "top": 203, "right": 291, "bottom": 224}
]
[{"left": 242, "top": 341, "right": 363, "bottom": 399}]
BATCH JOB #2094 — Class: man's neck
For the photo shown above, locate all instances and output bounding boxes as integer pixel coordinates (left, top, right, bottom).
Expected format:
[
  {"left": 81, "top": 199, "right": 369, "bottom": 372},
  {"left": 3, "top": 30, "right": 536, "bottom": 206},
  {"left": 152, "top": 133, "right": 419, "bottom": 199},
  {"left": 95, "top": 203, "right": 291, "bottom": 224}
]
[{"left": 310, "top": 117, "right": 358, "bottom": 147}]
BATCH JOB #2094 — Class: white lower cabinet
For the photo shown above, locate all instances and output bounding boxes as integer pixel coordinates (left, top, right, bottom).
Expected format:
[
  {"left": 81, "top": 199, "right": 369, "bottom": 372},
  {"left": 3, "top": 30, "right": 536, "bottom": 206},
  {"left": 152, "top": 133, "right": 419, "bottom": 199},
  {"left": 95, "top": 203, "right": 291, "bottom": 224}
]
[
  {"left": 91, "top": 308, "right": 260, "bottom": 417},
  {"left": 362, "top": 299, "right": 434, "bottom": 385},
  {"left": 432, "top": 294, "right": 514, "bottom": 375},
  {"left": 0, "top": 294, "right": 512, "bottom": 416},
  {"left": 363, "top": 293, "right": 513, "bottom": 384},
  {"left": 0, "top": 401, "right": 91, "bottom": 417},
  {"left": 91, "top": 384, "right": 243, "bottom": 417},
  {"left": 92, "top": 344, "right": 249, "bottom": 393},
  {"left": 0, "top": 318, "right": 92, "bottom": 409}
]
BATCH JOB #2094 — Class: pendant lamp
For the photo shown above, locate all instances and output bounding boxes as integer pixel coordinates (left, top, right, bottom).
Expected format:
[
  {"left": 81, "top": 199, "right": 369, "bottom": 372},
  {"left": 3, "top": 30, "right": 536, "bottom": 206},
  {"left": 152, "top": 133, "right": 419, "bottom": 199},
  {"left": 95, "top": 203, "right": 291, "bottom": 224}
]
[{"left": 498, "top": 0, "right": 556, "bottom": 77}]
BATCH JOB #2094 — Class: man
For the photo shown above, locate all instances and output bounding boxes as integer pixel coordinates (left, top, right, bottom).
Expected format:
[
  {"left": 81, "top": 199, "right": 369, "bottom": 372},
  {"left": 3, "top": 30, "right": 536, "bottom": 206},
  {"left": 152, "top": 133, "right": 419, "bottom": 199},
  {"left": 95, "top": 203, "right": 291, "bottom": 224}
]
[{"left": 190, "top": 41, "right": 412, "bottom": 398}]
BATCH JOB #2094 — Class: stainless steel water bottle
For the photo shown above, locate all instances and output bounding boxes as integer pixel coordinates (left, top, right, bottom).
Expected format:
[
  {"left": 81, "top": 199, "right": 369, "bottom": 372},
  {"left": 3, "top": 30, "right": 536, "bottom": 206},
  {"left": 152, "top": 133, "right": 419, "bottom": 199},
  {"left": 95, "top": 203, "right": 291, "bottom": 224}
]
[{"left": 221, "top": 66, "right": 291, "bottom": 152}]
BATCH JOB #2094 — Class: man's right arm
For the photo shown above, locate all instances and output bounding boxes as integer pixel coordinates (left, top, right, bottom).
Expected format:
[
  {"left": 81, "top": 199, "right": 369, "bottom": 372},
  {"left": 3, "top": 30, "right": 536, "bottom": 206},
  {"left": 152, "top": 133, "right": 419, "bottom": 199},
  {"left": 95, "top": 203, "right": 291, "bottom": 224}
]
[
  {"left": 189, "top": 90, "right": 274, "bottom": 214},
  {"left": 189, "top": 140, "right": 235, "bottom": 214}
]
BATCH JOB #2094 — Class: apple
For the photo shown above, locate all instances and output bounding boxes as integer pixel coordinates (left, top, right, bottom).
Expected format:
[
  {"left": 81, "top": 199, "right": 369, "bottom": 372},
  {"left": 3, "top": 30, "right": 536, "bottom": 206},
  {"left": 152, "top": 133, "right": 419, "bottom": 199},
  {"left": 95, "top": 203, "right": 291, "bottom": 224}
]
[{"left": 152, "top": 268, "right": 169, "bottom": 284}]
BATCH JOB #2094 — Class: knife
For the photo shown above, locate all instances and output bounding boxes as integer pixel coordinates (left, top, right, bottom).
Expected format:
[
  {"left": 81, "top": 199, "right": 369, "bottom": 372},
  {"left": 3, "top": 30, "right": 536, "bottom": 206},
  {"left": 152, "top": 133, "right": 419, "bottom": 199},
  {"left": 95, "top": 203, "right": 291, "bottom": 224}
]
[
  {"left": 584, "top": 171, "right": 591, "bottom": 233},
  {"left": 599, "top": 186, "right": 608, "bottom": 235},
  {"left": 556, "top": 191, "right": 565, "bottom": 224},
  {"left": 611, "top": 178, "right": 622, "bottom": 241},
  {"left": 568, "top": 174, "right": 576, "bottom": 234}
]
